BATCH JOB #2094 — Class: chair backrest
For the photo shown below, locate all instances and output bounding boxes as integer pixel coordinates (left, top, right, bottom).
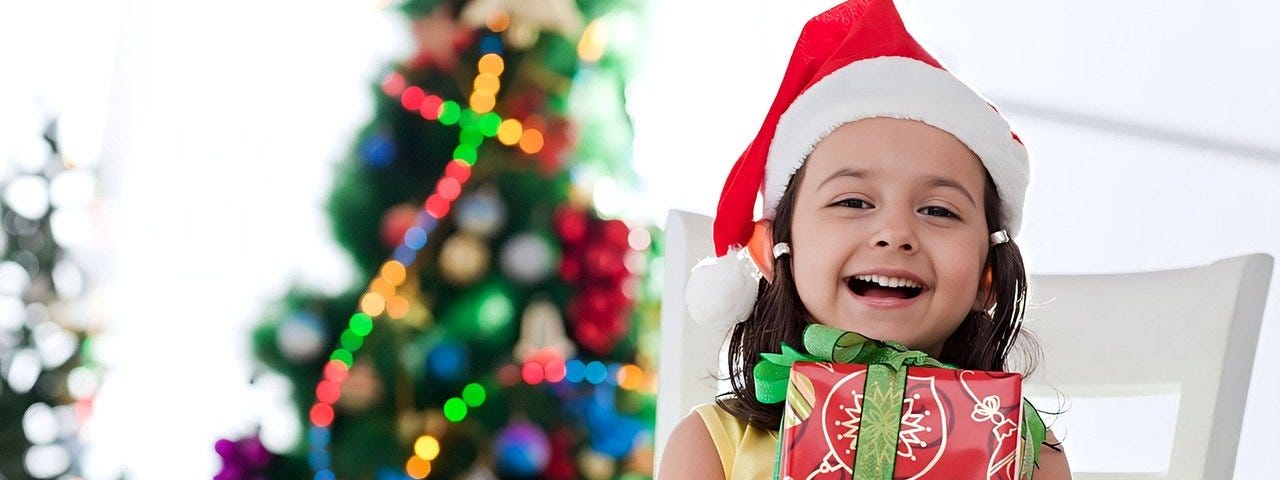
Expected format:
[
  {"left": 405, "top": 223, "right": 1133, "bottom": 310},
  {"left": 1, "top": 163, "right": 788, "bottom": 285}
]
[
  {"left": 654, "top": 209, "right": 1273, "bottom": 479},
  {"left": 655, "top": 210, "right": 721, "bottom": 467},
  {"left": 1018, "top": 253, "right": 1272, "bottom": 479}
]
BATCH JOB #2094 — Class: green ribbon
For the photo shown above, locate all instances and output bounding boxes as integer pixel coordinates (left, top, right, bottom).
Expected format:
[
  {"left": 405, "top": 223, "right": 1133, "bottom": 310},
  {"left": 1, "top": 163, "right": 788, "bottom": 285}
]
[
  {"left": 757, "top": 323, "right": 1047, "bottom": 479},
  {"left": 1021, "top": 397, "right": 1048, "bottom": 476},
  {"left": 754, "top": 324, "right": 950, "bottom": 404}
]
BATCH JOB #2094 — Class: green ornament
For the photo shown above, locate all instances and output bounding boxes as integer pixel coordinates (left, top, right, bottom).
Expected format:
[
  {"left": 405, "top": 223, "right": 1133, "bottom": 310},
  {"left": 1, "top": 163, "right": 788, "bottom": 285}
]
[{"left": 443, "top": 280, "right": 516, "bottom": 345}]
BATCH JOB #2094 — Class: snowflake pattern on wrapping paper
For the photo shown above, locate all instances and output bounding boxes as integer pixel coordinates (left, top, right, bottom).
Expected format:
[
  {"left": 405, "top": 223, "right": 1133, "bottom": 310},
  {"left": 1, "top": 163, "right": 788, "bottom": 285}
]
[
  {"left": 835, "top": 399, "right": 862, "bottom": 455},
  {"left": 897, "top": 393, "right": 930, "bottom": 461},
  {"left": 832, "top": 388, "right": 933, "bottom": 461}
]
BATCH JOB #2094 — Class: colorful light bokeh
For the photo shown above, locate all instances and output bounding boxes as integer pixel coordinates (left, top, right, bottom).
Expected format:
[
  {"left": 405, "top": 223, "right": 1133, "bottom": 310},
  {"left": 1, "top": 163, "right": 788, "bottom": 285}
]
[{"left": 305, "top": 16, "right": 649, "bottom": 479}]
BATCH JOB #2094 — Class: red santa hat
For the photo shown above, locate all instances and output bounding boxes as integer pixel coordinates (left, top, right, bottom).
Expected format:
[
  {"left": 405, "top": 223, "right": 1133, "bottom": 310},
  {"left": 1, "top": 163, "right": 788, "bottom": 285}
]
[{"left": 686, "top": 0, "right": 1031, "bottom": 330}]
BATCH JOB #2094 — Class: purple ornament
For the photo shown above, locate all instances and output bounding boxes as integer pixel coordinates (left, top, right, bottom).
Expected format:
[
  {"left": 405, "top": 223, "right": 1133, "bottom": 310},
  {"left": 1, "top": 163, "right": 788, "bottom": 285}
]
[
  {"left": 239, "top": 436, "right": 272, "bottom": 469},
  {"left": 215, "top": 439, "right": 238, "bottom": 460},
  {"left": 214, "top": 464, "right": 245, "bottom": 480},
  {"left": 494, "top": 420, "right": 551, "bottom": 476},
  {"left": 215, "top": 434, "right": 276, "bottom": 480}
]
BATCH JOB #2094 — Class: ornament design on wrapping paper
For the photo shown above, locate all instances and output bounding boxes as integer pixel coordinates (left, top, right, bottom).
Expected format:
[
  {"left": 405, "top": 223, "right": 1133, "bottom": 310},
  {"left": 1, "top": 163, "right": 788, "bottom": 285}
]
[
  {"left": 897, "top": 375, "right": 951, "bottom": 480},
  {"left": 824, "top": 368, "right": 865, "bottom": 473},
  {"left": 897, "top": 394, "right": 929, "bottom": 461},
  {"left": 835, "top": 400, "right": 860, "bottom": 455},
  {"left": 818, "top": 370, "right": 950, "bottom": 478},
  {"left": 784, "top": 369, "right": 817, "bottom": 429},
  {"left": 959, "top": 371, "right": 1022, "bottom": 480}
]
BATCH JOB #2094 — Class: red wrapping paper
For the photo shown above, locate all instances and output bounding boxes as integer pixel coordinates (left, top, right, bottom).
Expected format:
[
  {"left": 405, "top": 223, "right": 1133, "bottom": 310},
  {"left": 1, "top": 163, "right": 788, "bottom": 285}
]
[{"left": 778, "top": 362, "right": 1030, "bottom": 479}]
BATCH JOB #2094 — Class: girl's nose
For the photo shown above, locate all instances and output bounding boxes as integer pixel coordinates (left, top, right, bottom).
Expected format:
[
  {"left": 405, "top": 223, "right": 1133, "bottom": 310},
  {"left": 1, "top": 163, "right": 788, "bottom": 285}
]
[
  {"left": 874, "top": 238, "right": 914, "bottom": 251},
  {"left": 869, "top": 213, "right": 918, "bottom": 252}
]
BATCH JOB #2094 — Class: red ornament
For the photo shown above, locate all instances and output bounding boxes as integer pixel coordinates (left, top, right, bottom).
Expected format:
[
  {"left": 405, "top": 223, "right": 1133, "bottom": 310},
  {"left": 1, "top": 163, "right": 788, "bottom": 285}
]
[
  {"left": 544, "top": 428, "right": 579, "bottom": 480},
  {"left": 601, "top": 220, "right": 632, "bottom": 250},
  {"left": 572, "top": 321, "right": 604, "bottom": 356},
  {"left": 569, "top": 286, "right": 629, "bottom": 355},
  {"left": 573, "top": 318, "right": 627, "bottom": 357},
  {"left": 582, "top": 244, "right": 626, "bottom": 281},
  {"left": 559, "top": 256, "right": 582, "bottom": 282},
  {"left": 380, "top": 204, "right": 419, "bottom": 248},
  {"left": 555, "top": 210, "right": 645, "bottom": 356},
  {"left": 553, "top": 207, "right": 589, "bottom": 246}
]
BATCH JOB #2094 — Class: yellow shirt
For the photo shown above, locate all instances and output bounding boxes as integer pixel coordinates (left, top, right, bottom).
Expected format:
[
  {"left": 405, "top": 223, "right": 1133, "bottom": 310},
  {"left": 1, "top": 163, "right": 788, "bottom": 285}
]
[{"left": 693, "top": 403, "right": 780, "bottom": 480}]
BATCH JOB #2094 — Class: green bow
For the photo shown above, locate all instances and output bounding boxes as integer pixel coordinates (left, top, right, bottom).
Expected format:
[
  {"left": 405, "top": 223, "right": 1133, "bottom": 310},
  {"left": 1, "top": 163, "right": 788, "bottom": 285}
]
[{"left": 753, "top": 323, "right": 951, "bottom": 404}]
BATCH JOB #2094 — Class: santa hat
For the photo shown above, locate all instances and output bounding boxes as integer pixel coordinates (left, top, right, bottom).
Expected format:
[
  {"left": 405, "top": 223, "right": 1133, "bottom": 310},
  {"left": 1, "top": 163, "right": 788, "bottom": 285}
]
[{"left": 686, "top": 0, "right": 1031, "bottom": 330}]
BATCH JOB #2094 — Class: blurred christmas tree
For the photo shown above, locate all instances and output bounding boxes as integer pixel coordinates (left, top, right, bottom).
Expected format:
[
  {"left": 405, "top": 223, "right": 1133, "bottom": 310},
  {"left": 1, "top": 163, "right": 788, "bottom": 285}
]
[
  {"left": 222, "top": 0, "right": 661, "bottom": 478},
  {"left": 0, "top": 115, "right": 104, "bottom": 479}
]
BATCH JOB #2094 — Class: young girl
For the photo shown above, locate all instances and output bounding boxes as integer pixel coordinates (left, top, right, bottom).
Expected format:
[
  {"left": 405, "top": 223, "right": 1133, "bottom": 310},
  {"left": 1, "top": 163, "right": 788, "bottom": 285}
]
[{"left": 658, "top": 1, "right": 1071, "bottom": 478}]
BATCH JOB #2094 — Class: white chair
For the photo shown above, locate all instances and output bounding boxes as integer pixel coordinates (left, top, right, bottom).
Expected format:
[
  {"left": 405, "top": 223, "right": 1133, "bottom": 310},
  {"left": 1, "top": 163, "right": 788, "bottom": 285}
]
[{"left": 654, "top": 209, "right": 1273, "bottom": 479}]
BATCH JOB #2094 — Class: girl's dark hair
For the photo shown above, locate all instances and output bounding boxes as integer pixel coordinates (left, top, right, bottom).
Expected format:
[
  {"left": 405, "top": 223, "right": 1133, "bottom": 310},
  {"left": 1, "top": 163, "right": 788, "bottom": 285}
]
[{"left": 716, "top": 161, "right": 1035, "bottom": 431}]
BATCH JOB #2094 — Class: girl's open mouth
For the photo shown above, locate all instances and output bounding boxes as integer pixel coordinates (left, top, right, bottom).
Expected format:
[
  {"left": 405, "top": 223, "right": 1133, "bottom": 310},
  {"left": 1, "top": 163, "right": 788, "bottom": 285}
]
[
  {"left": 846, "top": 277, "right": 924, "bottom": 299},
  {"left": 845, "top": 276, "right": 925, "bottom": 308}
]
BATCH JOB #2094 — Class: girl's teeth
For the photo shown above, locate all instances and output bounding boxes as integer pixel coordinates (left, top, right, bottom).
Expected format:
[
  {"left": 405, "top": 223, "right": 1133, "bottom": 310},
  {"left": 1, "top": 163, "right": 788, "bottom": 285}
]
[{"left": 855, "top": 274, "right": 919, "bottom": 289}]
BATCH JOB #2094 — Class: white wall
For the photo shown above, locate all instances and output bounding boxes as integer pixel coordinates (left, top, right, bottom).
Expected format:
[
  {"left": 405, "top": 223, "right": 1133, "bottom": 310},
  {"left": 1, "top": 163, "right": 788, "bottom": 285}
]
[
  {"left": 88, "top": 0, "right": 406, "bottom": 478},
  {"left": 628, "top": 1, "right": 1279, "bottom": 479}
]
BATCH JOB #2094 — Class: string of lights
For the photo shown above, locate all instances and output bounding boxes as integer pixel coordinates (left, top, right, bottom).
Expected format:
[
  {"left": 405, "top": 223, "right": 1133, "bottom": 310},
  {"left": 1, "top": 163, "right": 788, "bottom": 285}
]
[{"left": 301, "top": 11, "right": 645, "bottom": 479}]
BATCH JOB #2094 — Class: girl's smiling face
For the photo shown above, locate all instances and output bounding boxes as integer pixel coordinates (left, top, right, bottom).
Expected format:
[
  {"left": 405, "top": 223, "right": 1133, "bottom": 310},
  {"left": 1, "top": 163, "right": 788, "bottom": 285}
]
[{"left": 789, "top": 117, "right": 992, "bottom": 356}]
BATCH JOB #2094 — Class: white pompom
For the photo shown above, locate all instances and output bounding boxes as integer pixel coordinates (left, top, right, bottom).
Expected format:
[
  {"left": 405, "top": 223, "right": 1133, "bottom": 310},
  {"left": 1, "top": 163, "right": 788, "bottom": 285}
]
[{"left": 685, "top": 247, "right": 760, "bottom": 330}]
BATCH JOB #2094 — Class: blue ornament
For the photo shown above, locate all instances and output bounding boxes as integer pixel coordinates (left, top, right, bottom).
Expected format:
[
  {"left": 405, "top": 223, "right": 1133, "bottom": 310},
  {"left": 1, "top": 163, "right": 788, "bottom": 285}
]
[
  {"left": 426, "top": 340, "right": 469, "bottom": 381},
  {"left": 590, "top": 415, "right": 643, "bottom": 459},
  {"left": 494, "top": 420, "right": 550, "bottom": 476},
  {"left": 584, "top": 394, "right": 644, "bottom": 459},
  {"left": 361, "top": 131, "right": 396, "bottom": 168}
]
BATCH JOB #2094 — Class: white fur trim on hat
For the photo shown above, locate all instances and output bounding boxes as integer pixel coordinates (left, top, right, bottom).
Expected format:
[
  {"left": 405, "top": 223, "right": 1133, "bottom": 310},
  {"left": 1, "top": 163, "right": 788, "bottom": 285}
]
[
  {"left": 685, "top": 247, "right": 760, "bottom": 330},
  {"left": 762, "top": 56, "right": 1031, "bottom": 238}
]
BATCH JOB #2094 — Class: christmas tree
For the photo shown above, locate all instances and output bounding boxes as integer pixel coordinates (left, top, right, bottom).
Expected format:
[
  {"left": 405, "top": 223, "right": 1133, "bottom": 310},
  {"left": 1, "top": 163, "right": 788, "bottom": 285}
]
[
  {"left": 221, "top": 1, "right": 659, "bottom": 478},
  {"left": 0, "top": 115, "right": 103, "bottom": 479}
]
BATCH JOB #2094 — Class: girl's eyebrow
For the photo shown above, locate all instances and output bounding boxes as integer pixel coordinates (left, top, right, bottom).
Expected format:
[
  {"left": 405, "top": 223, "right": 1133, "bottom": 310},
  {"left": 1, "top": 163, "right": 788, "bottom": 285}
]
[
  {"left": 818, "top": 168, "right": 976, "bottom": 208},
  {"left": 918, "top": 174, "right": 976, "bottom": 208},
  {"left": 817, "top": 167, "right": 873, "bottom": 188}
]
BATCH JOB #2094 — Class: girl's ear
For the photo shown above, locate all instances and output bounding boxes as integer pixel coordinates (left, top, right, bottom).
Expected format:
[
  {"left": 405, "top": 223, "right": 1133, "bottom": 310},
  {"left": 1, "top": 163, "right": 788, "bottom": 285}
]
[{"left": 974, "top": 263, "right": 996, "bottom": 311}]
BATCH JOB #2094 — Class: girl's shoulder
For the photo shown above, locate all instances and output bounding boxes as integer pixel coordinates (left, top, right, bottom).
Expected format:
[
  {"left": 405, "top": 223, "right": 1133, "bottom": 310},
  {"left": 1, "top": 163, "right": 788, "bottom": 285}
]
[
  {"left": 1035, "top": 430, "right": 1072, "bottom": 479},
  {"left": 658, "top": 406, "right": 726, "bottom": 480},
  {"left": 658, "top": 403, "right": 777, "bottom": 480}
]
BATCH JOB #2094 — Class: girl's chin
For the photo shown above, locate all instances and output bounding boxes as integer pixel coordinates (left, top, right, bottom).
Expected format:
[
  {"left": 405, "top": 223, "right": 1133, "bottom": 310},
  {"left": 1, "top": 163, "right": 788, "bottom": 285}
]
[
  {"left": 821, "top": 318, "right": 916, "bottom": 344},
  {"left": 825, "top": 310, "right": 930, "bottom": 347},
  {"left": 823, "top": 311, "right": 949, "bottom": 357}
]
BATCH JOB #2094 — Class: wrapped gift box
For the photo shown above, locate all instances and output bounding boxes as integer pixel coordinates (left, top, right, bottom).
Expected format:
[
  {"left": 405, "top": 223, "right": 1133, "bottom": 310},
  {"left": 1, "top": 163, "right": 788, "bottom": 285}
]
[{"left": 776, "top": 361, "right": 1036, "bottom": 480}]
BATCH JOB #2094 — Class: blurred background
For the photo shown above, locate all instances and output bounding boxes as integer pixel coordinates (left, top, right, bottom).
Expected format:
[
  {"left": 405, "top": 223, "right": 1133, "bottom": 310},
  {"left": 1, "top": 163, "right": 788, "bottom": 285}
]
[{"left": 0, "top": 0, "right": 1276, "bottom": 479}]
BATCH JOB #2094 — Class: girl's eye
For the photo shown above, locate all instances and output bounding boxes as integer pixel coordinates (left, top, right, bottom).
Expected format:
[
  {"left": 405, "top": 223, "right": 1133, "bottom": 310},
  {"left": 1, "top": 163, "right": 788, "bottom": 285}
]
[
  {"left": 920, "top": 205, "right": 959, "bottom": 219},
  {"left": 831, "top": 199, "right": 960, "bottom": 220},
  {"left": 832, "top": 198, "right": 872, "bottom": 209}
]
